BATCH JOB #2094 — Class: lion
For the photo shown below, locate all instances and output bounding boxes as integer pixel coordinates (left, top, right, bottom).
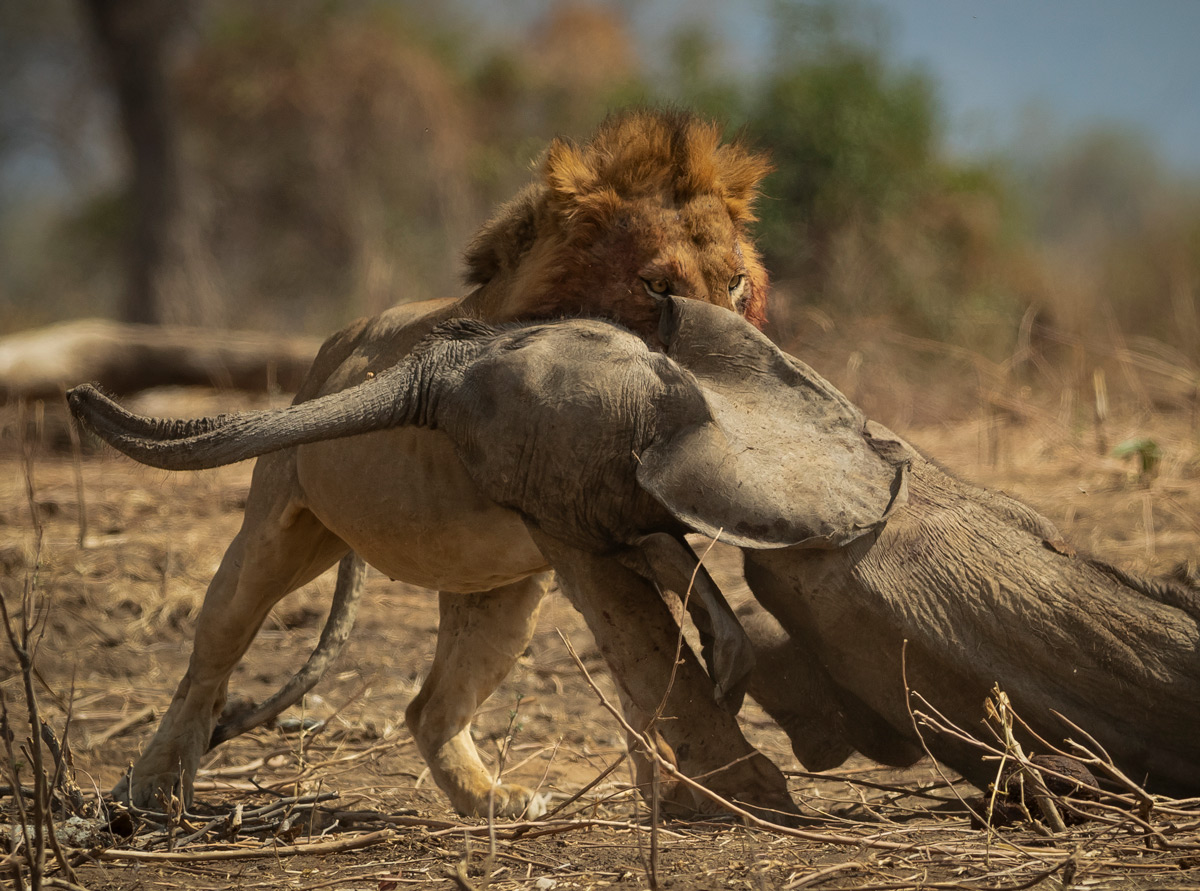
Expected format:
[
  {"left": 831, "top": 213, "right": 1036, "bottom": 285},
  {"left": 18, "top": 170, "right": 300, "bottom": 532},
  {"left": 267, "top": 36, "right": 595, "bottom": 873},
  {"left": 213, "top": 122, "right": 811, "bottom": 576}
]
[{"left": 109, "top": 108, "right": 775, "bottom": 818}]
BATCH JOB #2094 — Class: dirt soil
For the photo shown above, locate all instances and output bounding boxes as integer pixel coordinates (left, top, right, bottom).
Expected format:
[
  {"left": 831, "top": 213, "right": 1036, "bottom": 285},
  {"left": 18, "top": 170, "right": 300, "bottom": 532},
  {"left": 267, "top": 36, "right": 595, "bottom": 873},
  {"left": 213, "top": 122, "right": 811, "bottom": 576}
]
[{"left": 2, "top": 391, "right": 1199, "bottom": 890}]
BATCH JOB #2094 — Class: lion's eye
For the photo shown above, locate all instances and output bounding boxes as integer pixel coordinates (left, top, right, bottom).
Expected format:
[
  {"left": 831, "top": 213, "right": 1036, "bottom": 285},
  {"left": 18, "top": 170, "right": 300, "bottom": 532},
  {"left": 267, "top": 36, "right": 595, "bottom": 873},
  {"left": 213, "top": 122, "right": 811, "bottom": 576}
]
[
  {"left": 728, "top": 273, "right": 746, "bottom": 300},
  {"left": 642, "top": 278, "right": 672, "bottom": 297}
]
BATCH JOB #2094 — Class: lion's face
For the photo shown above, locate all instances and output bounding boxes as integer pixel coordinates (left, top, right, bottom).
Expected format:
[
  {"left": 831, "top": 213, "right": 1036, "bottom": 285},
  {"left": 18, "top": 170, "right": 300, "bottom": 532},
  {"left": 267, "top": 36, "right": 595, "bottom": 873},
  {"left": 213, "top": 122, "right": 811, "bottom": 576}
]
[
  {"left": 544, "top": 191, "right": 768, "bottom": 335},
  {"left": 463, "top": 109, "right": 771, "bottom": 334}
]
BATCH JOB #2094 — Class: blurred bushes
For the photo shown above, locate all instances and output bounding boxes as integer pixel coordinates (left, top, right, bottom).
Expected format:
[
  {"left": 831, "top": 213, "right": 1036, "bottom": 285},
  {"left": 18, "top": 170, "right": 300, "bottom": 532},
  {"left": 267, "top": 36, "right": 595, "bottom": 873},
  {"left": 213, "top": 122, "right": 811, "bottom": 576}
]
[
  {"left": 174, "top": 2, "right": 479, "bottom": 329},
  {"left": 1020, "top": 125, "right": 1200, "bottom": 353},
  {"left": 157, "top": 0, "right": 645, "bottom": 330},
  {"left": 748, "top": 46, "right": 1030, "bottom": 352},
  {"left": 3, "top": 0, "right": 1198, "bottom": 421}
]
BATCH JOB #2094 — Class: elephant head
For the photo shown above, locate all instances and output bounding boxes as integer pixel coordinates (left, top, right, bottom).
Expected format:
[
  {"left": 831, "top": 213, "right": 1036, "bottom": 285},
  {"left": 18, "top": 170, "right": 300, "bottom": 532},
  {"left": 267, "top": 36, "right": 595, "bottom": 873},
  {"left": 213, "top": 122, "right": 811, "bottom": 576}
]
[{"left": 69, "top": 297, "right": 912, "bottom": 710}]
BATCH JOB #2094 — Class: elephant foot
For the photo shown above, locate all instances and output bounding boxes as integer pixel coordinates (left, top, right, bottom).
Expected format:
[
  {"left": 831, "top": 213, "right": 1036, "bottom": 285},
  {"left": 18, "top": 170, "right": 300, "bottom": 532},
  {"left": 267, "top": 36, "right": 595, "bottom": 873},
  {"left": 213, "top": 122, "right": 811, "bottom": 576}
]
[
  {"left": 638, "top": 764, "right": 798, "bottom": 826},
  {"left": 633, "top": 773, "right": 708, "bottom": 821},
  {"left": 629, "top": 716, "right": 799, "bottom": 824}
]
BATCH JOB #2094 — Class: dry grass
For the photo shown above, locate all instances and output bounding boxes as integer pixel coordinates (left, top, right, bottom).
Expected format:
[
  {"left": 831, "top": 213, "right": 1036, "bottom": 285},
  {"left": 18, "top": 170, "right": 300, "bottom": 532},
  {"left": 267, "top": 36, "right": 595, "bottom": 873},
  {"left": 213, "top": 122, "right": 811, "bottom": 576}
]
[{"left": 1, "top": 371, "right": 1198, "bottom": 889}]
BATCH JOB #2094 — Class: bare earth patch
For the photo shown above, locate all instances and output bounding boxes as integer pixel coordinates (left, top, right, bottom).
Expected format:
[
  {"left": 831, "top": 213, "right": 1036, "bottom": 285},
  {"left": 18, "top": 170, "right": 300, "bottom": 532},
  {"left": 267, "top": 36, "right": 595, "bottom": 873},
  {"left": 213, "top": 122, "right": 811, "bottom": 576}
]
[{"left": 2, "top": 393, "right": 1199, "bottom": 890}]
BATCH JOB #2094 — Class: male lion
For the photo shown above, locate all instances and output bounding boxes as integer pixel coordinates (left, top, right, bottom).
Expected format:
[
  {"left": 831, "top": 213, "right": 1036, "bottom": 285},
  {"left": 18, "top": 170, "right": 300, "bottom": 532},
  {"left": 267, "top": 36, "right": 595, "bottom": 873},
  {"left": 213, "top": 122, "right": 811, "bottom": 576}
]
[{"left": 114, "top": 108, "right": 779, "bottom": 817}]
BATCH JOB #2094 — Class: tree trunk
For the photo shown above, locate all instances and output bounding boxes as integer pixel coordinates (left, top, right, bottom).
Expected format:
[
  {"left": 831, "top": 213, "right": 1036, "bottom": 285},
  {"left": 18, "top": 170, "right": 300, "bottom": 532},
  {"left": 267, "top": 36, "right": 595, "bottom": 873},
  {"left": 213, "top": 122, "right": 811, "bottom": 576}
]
[{"left": 78, "top": 0, "right": 187, "bottom": 325}]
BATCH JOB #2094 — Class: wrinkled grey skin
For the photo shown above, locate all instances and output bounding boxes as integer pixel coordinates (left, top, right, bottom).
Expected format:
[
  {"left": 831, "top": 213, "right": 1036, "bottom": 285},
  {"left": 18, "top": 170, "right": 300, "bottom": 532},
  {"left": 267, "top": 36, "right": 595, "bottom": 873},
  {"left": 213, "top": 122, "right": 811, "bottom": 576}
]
[
  {"left": 742, "top": 455, "right": 1200, "bottom": 796},
  {"left": 70, "top": 297, "right": 907, "bottom": 819}
]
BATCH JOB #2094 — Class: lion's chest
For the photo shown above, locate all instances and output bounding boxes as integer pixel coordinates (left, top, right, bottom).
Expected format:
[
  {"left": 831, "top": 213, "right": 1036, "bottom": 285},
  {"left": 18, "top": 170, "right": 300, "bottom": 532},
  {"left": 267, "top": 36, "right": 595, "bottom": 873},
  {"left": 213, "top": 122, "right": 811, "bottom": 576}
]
[{"left": 295, "top": 426, "right": 548, "bottom": 593}]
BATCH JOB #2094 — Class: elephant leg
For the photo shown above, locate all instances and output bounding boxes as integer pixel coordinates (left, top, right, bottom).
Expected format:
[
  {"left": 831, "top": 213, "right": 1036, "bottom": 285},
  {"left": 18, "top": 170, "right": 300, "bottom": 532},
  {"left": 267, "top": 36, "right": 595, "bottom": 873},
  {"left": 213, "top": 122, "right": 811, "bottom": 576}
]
[
  {"left": 114, "top": 456, "right": 349, "bottom": 809},
  {"left": 405, "top": 573, "right": 552, "bottom": 818},
  {"left": 531, "top": 531, "right": 797, "bottom": 820}
]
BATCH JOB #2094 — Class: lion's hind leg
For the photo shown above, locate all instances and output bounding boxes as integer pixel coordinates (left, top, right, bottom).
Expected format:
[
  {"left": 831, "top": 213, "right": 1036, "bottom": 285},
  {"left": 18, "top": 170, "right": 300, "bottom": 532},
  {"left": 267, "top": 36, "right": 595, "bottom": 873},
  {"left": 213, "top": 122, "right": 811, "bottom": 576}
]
[
  {"left": 114, "top": 458, "right": 349, "bottom": 809},
  {"left": 405, "top": 574, "right": 552, "bottom": 818}
]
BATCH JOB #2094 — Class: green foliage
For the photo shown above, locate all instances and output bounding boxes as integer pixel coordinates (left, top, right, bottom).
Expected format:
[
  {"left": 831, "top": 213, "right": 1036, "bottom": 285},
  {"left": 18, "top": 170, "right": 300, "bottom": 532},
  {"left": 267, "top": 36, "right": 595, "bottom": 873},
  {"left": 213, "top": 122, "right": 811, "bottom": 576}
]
[
  {"left": 171, "top": 1, "right": 484, "bottom": 329},
  {"left": 1113, "top": 437, "right": 1163, "bottom": 478},
  {"left": 753, "top": 51, "right": 936, "bottom": 233},
  {"left": 666, "top": 27, "right": 745, "bottom": 122},
  {"left": 742, "top": 6, "right": 1029, "bottom": 354},
  {"left": 142, "top": 0, "right": 656, "bottom": 330},
  {"left": 1013, "top": 124, "right": 1200, "bottom": 358}
]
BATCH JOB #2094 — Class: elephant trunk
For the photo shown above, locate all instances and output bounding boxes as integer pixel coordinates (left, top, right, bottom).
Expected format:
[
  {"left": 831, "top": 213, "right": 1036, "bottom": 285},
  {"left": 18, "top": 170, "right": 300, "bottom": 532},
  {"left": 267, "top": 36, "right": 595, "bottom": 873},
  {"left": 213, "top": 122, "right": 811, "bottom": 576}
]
[{"left": 67, "top": 333, "right": 472, "bottom": 471}]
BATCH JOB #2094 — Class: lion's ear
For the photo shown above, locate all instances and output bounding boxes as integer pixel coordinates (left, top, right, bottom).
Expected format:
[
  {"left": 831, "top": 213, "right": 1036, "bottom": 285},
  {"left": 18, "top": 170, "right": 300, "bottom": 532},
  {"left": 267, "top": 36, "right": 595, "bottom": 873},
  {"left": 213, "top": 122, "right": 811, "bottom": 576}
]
[
  {"left": 462, "top": 185, "right": 544, "bottom": 287},
  {"left": 544, "top": 138, "right": 598, "bottom": 209}
]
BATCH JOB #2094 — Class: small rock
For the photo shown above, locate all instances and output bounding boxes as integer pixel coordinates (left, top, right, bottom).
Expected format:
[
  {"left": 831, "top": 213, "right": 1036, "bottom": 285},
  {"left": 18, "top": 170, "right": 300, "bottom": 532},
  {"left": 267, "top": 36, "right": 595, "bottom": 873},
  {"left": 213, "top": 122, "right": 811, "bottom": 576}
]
[{"left": 8, "top": 815, "right": 102, "bottom": 850}]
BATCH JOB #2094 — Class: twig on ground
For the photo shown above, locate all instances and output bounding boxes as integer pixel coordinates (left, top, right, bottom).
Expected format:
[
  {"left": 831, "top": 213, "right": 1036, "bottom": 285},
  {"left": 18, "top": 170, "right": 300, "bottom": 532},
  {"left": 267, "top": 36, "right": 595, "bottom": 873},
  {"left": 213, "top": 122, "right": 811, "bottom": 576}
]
[
  {"left": 987, "top": 688, "right": 1067, "bottom": 834},
  {"left": 121, "top": 790, "right": 343, "bottom": 848},
  {"left": 61, "top": 391, "right": 88, "bottom": 550},
  {"left": 558, "top": 630, "right": 1015, "bottom": 858},
  {"left": 426, "top": 817, "right": 689, "bottom": 841},
  {"left": 535, "top": 752, "right": 626, "bottom": 822},
  {"left": 900, "top": 641, "right": 986, "bottom": 830},
  {"left": 87, "top": 705, "right": 155, "bottom": 749},
  {"left": 79, "top": 828, "right": 395, "bottom": 863},
  {"left": 784, "top": 769, "right": 970, "bottom": 806},
  {"left": 0, "top": 411, "right": 82, "bottom": 889},
  {"left": 783, "top": 860, "right": 868, "bottom": 890},
  {"left": 448, "top": 854, "right": 478, "bottom": 891}
]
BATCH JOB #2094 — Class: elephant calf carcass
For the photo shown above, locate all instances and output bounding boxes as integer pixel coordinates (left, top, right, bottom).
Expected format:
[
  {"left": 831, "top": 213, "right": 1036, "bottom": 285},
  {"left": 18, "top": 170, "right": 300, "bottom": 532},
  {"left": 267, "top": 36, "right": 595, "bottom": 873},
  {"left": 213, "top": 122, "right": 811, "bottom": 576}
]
[{"left": 743, "top": 453, "right": 1200, "bottom": 795}]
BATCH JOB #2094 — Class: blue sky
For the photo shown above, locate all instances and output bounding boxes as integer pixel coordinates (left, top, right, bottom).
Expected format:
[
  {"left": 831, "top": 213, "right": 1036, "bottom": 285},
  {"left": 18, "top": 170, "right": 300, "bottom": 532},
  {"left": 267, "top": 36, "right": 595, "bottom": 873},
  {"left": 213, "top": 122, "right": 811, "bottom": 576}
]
[
  {"left": 883, "top": 0, "right": 1200, "bottom": 172},
  {"left": 462, "top": 0, "right": 1200, "bottom": 174}
]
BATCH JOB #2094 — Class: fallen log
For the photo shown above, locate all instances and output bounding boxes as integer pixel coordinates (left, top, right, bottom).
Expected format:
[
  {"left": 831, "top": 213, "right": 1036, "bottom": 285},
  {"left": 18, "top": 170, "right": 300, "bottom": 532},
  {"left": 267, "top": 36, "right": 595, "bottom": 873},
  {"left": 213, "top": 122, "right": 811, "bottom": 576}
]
[{"left": 0, "top": 319, "right": 321, "bottom": 404}]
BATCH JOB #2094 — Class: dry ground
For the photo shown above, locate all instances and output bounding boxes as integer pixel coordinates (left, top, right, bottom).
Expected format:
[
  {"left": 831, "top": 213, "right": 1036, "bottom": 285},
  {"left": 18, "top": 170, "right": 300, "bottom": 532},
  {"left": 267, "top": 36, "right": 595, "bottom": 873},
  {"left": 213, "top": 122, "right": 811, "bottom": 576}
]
[{"left": 1, "top": 390, "right": 1199, "bottom": 890}]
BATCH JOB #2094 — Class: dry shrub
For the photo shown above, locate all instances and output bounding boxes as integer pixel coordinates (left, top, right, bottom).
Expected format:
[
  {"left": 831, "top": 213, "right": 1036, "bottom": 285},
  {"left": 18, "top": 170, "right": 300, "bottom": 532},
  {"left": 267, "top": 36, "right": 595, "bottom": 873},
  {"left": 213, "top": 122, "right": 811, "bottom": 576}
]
[{"left": 173, "top": 3, "right": 480, "bottom": 331}]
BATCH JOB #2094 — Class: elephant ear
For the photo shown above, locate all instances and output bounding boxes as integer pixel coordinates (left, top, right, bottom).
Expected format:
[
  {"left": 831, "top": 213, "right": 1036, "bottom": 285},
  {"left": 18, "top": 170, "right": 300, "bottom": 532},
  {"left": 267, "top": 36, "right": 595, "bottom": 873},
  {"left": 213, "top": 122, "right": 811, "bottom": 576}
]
[{"left": 636, "top": 297, "right": 913, "bottom": 549}]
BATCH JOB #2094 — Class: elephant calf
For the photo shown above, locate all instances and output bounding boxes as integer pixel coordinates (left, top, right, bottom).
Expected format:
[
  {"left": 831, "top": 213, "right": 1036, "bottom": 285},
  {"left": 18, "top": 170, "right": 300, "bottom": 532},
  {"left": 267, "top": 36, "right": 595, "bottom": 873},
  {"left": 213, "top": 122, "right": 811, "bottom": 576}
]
[{"left": 742, "top": 452, "right": 1200, "bottom": 796}]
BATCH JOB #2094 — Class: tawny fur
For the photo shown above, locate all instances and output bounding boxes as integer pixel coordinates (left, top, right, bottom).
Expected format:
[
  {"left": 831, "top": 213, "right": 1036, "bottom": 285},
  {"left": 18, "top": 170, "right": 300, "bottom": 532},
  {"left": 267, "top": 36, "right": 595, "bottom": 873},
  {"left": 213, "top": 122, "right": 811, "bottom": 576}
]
[{"left": 463, "top": 108, "right": 771, "bottom": 329}]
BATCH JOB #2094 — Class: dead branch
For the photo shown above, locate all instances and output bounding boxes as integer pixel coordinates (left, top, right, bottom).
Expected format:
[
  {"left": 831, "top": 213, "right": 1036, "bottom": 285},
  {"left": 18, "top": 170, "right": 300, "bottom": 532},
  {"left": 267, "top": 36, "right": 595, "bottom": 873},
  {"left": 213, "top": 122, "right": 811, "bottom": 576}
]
[
  {"left": 558, "top": 630, "right": 1027, "bottom": 859},
  {"left": 82, "top": 828, "right": 394, "bottom": 863},
  {"left": 0, "top": 319, "right": 321, "bottom": 404},
  {"left": 85, "top": 705, "right": 155, "bottom": 749}
]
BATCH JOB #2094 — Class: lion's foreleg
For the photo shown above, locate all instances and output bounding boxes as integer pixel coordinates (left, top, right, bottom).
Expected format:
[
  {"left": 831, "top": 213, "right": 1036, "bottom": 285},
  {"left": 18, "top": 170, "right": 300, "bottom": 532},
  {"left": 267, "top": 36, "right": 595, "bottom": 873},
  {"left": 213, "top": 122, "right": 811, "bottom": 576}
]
[
  {"left": 531, "top": 531, "right": 798, "bottom": 822},
  {"left": 405, "top": 574, "right": 552, "bottom": 819}
]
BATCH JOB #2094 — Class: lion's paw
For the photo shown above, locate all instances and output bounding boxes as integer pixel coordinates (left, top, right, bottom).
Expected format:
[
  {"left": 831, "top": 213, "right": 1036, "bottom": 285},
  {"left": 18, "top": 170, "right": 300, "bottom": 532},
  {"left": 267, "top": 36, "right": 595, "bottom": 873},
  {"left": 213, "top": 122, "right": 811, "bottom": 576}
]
[
  {"left": 111, "top": 766, "right": 189, "bottom": 811},
  {"left": 521, "top": 790, "right": 551, "bottom": 820},
  {"left": 464, "top": 782, "right": 549, "bottom": 820}
]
